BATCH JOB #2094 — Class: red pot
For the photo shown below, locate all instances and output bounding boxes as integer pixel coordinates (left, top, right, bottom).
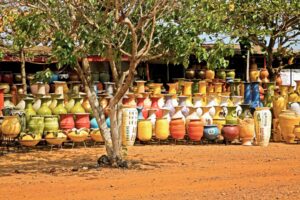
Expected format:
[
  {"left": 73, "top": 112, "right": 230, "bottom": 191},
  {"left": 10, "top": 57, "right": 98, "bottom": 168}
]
[
  {"left": 75, "top": 113, "right": 90, "bottom": 129},
  {"left": 60, "top": 114, "right": 75, "bottom": 130},
  {"left": 221, "top": 124, "right": 239, "bottom": 141},
  {"left": 0, "top": 88, "right": 4, "bottom": 111},
  {"left": 188, "top": 119, "right": 204, "bottom": 141},
  {"left": 150, "top": 97, "right": 162, "bottom": 118},
  {"left": 136, "top": 97, "right": 148, "bottom": 118},
  {"left": 170, "top": 118, "right": 185, "bottom": 139}
]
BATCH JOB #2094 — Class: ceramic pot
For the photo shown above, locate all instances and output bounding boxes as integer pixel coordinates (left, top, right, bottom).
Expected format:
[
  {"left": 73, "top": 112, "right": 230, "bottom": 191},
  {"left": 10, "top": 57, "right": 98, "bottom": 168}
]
[
  {"left": 238, "top": 118, "right": 255, "bottom": 146},
  {"left": 53, "top": 98, "right": 67, "bottom": 115},
  {"left": 288, "top": 86, "right": 298, "bottom": 103},
  {"left": 193, "top": 95, "right": 204, "bottom": 117},
  {"left": 99, "top": 72, "right": 110, "bottom": 83},
  {"left": 81, "top": 95, "right": 92, "bottom": 114},
  {"left": 150, "top": 96, "right": 162, "bottom": 118},
  {"left": 198, "top": 81, "right": 207, "bottom": 95},
  {"left": 275, "top": 74, "right": 282, "bottom": 86},
  {"left": 178, "top": 96, "right": 189, "bottom": 117},
  {"left": 75, "top": 113, "right": 90, "bottom": 129},
  {"left": 214, "top": 83, "right": 223, "bottom": 93},
  {"left": 183, "top": 81, "right": 193, "bottom": 96},
  {"left": 295, "top": 80, "right": 300, "bottom": 96},
  {"left": 205, "top": 70, "right": 215, "bottom": 80},
  {"left": 147, "top": 108, "right": 157, "bottom": 136},
  {"left": 170, "top": 118, "right": 186, "bottom": 140},
  {"left": 137, "top": 119, "right": 152, "bottom": 141},
  {"left": 1, "top": 116, "right": 21, "bottom": 138},
  {"left": 222, "top": 124, "right": 239, "bottom": 141},
  {"left": 136, "top": 106, "right": 144, "bottom": 120},
  {"left": 172, "top": 106, "right": 185, "bottom": 123},
  {"left": 187, "top": 119, "right": 204, "bottom": 141},
  {"left": 239, "top": 104, "right": 252, "bottom": 120},
  {"left": 254, "top": 107, "right": 272, "bottom": 146},
  {"left": 243, "top": 82, "right": 252, "bottom": 104},
  {"left": 121, "top": 108, "right": 138, "bottom": 146},
  {"left": 104, "top": 82, "right": 115, "bottom": 95},
  {"left": 49, "top": 93, "right": 60, "bottom": 112},
  {"left": 90, "top": 117, "right": 99, "bottom": 129},
  {"left": 279, "top": 110, "right": 300, "bottom": 144},
  {"left": 294, "top": 125, "right": 300, "bottom": 139},
  {"left": 260, "top": 68, "right": 269, "bottom": 83},
  {"left": 24, "top": 98, "right": 37, "bottom": 124},
  {"left": 60, "top": 114, "right": 75, "bottom": 130},
  {"left": 163, "top": 94, "right": 175, "bottom": 117},
  {"left": 136, "top": 97, "right": 148, "bottom": 119},
  {"left": 217, "top": 69, "right": 226, "bottom": 80},
  {"left": 167, "top": 83, "right": 178, "bottom": 94},
  {"left": 200, "top": 106, "right": 213, "bottom": 125},
  {"left": 155, "top": 118, "right": 169, "bottom": 140},
  {"left": 196, "top": 69, "right": 206, "bottom": 79},
  {"left": 251, "top": 82, "right": 261, "bottom": 109},
  {"left": 37, "top": 97, "right": 52, "bottom": 115},
  {"left": 44, "top": 115, "right": 59, "bottom": 133},
  {"left": 53, "top": 81, "right": 66, "bottom": 98},
  {"left": 71, "top": 97, "right": 85, "bottom": 114},
  {"left": 273, "top": 94, "right": 286, "bottom": 118},
  {"left": 225, "top": 106, "right": 238, "bottom": 125},
  {"left": 226, "top": 69, "right": 235, "bottom": 79},
  {"left": 203, "top": 125, "right": 219, "bottom": 141},
  {"left": 185, "top": 68, "right": 195, "bottom": 79},
  {"left": 213, "top": 105, "right": 226, "bottom": 132},
  {"left": 250, "top": 70, "right": 260, "bottom": 82},
  {"left": 289, "top": 102, "right": 300, "bottom": 115},
  {"left": 28, "top": 116, "right": 44, "bottom": 136}
]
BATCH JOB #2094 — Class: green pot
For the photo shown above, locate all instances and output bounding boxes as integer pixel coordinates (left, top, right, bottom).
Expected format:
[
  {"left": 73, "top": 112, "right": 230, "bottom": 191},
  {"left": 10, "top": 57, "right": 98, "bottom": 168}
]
[
  {"left": 53, "top": 98, "right": 67, "bottom": 115},
  {"left": 217, "top": 70, "right": 226, "bottom": 80},
  {"left": 225, "top": 106, "right": 238, "bottom": 125},
  {"left": 226, "top": 69, "right": 236, "bottom": 79},
  {"left": 28, "top": 116, "right": 45, "bottom": 135},
  {"left": 37, "top": 97, "right": 52, "bottom": 115},
  {"left": 71, "top": 97, "right": 85, "bottom": 114},
  {"left": 24, "top": 98, "right": 37, "bottom": 125},
  {"left": 239, "top": 104, "right": 252, "bottom": 120},
  {"left": 44, "top": 115, "right": 59, "bottom": 133}
]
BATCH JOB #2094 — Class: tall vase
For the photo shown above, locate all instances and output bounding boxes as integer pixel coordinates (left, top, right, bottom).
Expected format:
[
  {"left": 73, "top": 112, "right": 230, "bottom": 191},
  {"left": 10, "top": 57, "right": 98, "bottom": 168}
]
[
  {"left": 136, "top": 80, "right": 146, "bottom": 94},
  {"left": 213, "top": 105, "right": 225, "bottom": 132},
  {"left": 193, "top": 95, "right": 204, "bottom": 117},
  {"left": 279, "top": 85, "right": 289, "bottom": 107},
  {"left": 186, "top": 106, "right": 200, "bottom": 126},
  {"left": 251, "top": 82, "right": 261, "bottom": 109},
  {"left": 37, "top": 97, "right": 52, "bottom": 115},
  {"left": 142, "top": 92, "right": 152, "bottom": 109},
  {"left": 183, "top": 81, "right": 193, "bottom": 96},
  {"left": 49, "top": 93, "right": 61, "bottom": 112},
  {"left": 214, "top": 82, "right": 223, "bottom": 93},
  {"left": 24, "top": 98, "right": 37, "bottom": 125},
  {"left": 136, "top": 97, "right": 148, "bottom": 119},
  {"left": 198, "top": 81, "right": 207, "bottom": 95},
  {"left": 152, "top": 83, "right": 163, "bottom": 95},
  {"left": 264, "top": 82, "right": 275, "bottom": 107},
  {"left": 254, "top": 107, "right": 272, "bottom": 146},
  {"left": 53, "top": 98, "right": 67, "bottom": 115},
  {"left": 200, "top": 106, "right": 213, "bottom": 125},
  {"left": 137, "top": 106, "right": 144, "bottom": 120},
  {"left": 243, "top": 82, "right": 252, "bottom": 104},
  {"left": 150, "top": 96, "right": 162, "bottom": 118},
  {"left": 178, "top": 96, "right": 189, "bottom": 117},
  {"left": 163, "top": 94, "right": 175, "bottom": 117},
  {"left": 71, "top": 97, "right": 85, "bottom": 114}
]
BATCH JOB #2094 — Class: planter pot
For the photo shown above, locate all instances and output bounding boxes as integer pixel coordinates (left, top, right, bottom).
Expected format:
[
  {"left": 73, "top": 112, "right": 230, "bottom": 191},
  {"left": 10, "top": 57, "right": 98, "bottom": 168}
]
[
  {"left": 238, "top": 118, "right": 255, "bottom": 146},
  {"left": 138, "top": 119, "right": 152, "bottom": 141},
  {"left": 44, "top": 115, "right": 59, "bottom": 133},
  {"left": 170, "top": 118, "right": 185, "bottom": 140},
  {"left": 185, "top": 69, "right": 195, "bottom": 79},
  {"left": 28, "top": 116, "right": 44, "bottom": 136},
  {"left": 205, "top": 70, "right": 215, "bottom": 80},
  {"left": 278, "top": 110, "right": 300, "bottom": 144},
  {"left": 203, "top": 125, "right": 219, "bottom": 141},
  {"left": 226, "top": 69, "right": 235, "bottom": 79},
  {"left": 1, "top": 116, "right": 21, "bottom": 138},
  {"left": 221, "top": 124, "right": 239, "bottom": 141},
  {"left": 45, "top": 132, "right": 67, "bottom": 145}
]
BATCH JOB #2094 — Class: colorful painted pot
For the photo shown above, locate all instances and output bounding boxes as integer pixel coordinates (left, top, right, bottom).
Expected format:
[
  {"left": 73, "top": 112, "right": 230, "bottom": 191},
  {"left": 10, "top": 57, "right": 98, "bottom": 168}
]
[
  {"left": 44, "top": 115, "right": 59, "bottom": 133},
  {"left": 138, "top": 119, "right": 152, "bottom": 141},
  {"left": 187, "top": 119, "right": 204, "bottom": 141},
  {"left": 59, "top": 114, "right": 75, "bottom": 130},
  {"left": 75, "top": 113, "right": 90, "bottom": 129},
  {"left": 254, "top": 107, "right": 272, "bottom": 146},
  {"left": 28, "top": 116, "right": 45, "bottom": 136},
  {"left": 155, "top": 118, "right": 169, "bottom": 140},
  {"left": 90, "top": 117, "right": 99, "bottom": 129},
  {"left": 203, "top": 125, "right": 219, "bottom": 141},
  {"left": 221, "top": 124, "right": 239, "bottom": 141},
  {"left": 170, "top": 118, "right": 185, "bottom": 140}
]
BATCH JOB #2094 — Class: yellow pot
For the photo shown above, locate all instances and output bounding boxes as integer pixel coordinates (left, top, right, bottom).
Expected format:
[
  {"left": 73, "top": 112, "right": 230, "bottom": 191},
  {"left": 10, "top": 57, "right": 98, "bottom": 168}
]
[
  {"left": 137, "top": 119, "right": 152, "bottom": 141},
  {"left": 183, "top": 81, "right": 193, "bottom": 96},
  {"left": 155, "top": 119, "right": 169, "bottom": 140},
  {"left": 1, "top": 116, "right": 21, "bottom": 138},
  {"left": 152, "top": 83, "right": 163, "bottom": 95},
  {"left": 249, "top": 70, "right": 260, "bottom": 82},
  {"left": 167, "top": 83, "right": 178, "bottom": 94},
  {"left": 273, "top": 95, "right": 286, "bottom": 119},
  {"left": 279, "top": 110, "right": 300, "bottom": 144},
  {"left": 205, "top": 70, "right": 215, "bottom": 80},
  {"left": 214, "top": 83, "right": 223, "bottom": 93},
  {"left": 198, "top": 81, "right": 207, "bottom": 95}
]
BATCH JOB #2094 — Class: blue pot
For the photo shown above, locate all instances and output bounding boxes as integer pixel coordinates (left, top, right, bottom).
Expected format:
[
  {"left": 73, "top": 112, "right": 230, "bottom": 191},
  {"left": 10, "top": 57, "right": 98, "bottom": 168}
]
[
  {"left": 204, "top": 125, "right": 219, "bottom": 140},
  {"left": 106, "top": 117, "right": 110, "bottom": 128},
  {"left": 90, "top": 117, "right": 99, "bottom": 129},
  {"left": 244, "top": 82, "right": 252, "bottom": 104}
]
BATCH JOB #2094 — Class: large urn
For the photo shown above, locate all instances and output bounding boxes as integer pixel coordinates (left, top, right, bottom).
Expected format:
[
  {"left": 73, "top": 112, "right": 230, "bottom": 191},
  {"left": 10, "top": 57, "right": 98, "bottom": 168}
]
[
  {"left": 254, "top": 107, "right": 272, "bottom": 146},
  {"left": 278, "top": 110, "right": 300, "bottom": 144}
]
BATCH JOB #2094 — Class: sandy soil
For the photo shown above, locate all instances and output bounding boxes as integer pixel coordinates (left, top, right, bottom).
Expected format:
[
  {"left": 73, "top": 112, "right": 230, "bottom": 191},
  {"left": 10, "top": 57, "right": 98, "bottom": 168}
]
[{"left": 0, "top": 143, "right": 300, "bottom": 200}]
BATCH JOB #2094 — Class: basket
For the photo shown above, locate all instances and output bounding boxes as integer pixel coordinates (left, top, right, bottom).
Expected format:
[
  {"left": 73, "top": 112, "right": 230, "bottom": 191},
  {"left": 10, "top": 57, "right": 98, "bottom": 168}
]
[
  {"left": 90, "top": 133, "right": 103, "bottom": 142},
  {"left": 68, "top": 134, "right": 88, "bottom": 142},
  {"left": 46, "top": 137, "right": 67, "bottom": 145}
]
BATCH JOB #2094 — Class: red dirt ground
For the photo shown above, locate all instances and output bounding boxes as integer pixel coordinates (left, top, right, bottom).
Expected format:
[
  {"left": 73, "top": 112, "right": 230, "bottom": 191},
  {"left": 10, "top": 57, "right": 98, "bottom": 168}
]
[{"left": 0, "top": 143, "right": 300, "bottom": 200}]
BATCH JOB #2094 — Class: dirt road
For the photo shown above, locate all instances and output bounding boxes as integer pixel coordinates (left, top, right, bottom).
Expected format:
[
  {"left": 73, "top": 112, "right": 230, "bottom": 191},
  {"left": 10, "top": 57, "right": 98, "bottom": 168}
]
[{"left": 0, "top": 143, "right": 300, "bottom": 200}]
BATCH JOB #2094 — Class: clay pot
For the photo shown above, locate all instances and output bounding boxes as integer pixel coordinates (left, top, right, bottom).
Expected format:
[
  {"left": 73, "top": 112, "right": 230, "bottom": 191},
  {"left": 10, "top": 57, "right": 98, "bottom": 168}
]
[
  {"left": 195, "top": 69, "right": 206, "bottom": 79},
  {"left": 226, "top": 69, "right": 235, "bottom": 79},
  {"left": 0, "top": 83, "right": 10, "bottom": 94},
  {"left": 69, "top": 71, "right": 80, "bottom": 81},
  {"left": 28, "top": 116, "right": 44, "bottom": 136},
  {"left": 203, "top": 125, "right": 219, "bottom": 141},
  {"left": 60, "top": 114, "right": 75, "bottom": 130},
  {"left": 275, "top": 74, "right": 282, "bottom": 86},
  {"left": 217, "top": 69, "right": 226, "bottom": 80},
  {"left": 254, "top": 107, "right": 272, "bottom": 146},
  {"left": 1, "top": 116, "right": 21, "bottom": 138},
  {"left": 14, "top": 73, "right": 22, "bottom": 82},
  {"left": 187, "top": 119, "right": 204, "bottom": 141},
  {"left": 155, "top": 118, "right": 169, "bottom": 140},
  {"left": 273, "top": 95, "right": 286, "bottom": 118},
  {"left": 75, "top": 113, "right": 90, "bottom": 129},
  {"left": 260, "top": 68, "right": 269, "bottom": 83},
  {"left": 294, "top": 125, "right": 300, "bottom": 139},
  {"left": 249, "top": 70, "right": 260, "bottom": 82},
  {"left": 221, "top": 124, "right": 239, "bottom": 141},
  {"left": 170, "top": 118, "right": 185, "bottom": 140},
  {"left": 185, "top": 69, "right": 195, "bottom": 79},
  {"left": 238, "top": 118, "right": 255, "bottom": 146},
  {"left": 44, "top": 115, "right": 59, "bottom": 133},
  {"left": 2, "top": 72, "right": 13, "bottom": 84}
]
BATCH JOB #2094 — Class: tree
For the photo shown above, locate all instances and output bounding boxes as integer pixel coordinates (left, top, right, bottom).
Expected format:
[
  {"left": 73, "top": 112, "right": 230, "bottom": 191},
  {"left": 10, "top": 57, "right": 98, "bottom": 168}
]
[
  {"left": 205, "top": 0, "right": 300, "bottom": 78},
  {"left": 10, "top": 0, "right": 232, "bottom": 166}
]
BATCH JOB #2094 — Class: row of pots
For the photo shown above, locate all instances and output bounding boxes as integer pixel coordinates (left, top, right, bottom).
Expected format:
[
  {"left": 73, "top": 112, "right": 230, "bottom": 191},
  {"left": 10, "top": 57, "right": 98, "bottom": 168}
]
[{"left": 185, "top": 68, "right": 236, "bottom": 80}]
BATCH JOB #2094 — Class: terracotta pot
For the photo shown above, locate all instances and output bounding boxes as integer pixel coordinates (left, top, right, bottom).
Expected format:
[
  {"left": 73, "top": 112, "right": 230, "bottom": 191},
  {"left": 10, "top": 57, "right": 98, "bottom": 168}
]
[
  {"left": 222, "top": 124, "right": 239, "bottom": 141},
  {"left": 60, "top": 114, "right": 75, "bottom": 130},
  {"left": 75, "top": 113, "right": 90, "bottom": 129},
  {"left": 187, "top": 119, "right": 204, "bottom": 141},
  {"left": 217, "top": 69, "right": 226, "bottom": 80},
  {"left": 170, "top": 118, "right": 185, "bottom": 139},
  {"left": 294, "top": 125, "right": 300, "bottom": 139},
  {"left": 260, "top": 68, "right": 269, "bottom": 83},
  {"left": 195, "top": 69, "right": 206, "bottom": 79},
  {"left": 151, "top": 96, "right": 162, "bottom": 118},
  {"left": 249, "top": 70, "right": 260, "bottom": 82},
  {"left": 273, "top": 95, "right": 286, "bottom": 118},
  {"left": 275, "top": 74, "right": 282, "bottom": 86}
]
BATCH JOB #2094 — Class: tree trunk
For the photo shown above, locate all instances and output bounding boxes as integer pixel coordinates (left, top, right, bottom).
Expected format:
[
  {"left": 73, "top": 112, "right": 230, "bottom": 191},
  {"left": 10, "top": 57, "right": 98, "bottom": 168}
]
[
  {"left": 266, "top": 50, "right": 275, "bottom": 80},
  {"left": 75, "top": 61, "right": 114, "bottom": 160},
  {"left": 20, "top": 49, "right": 27, "bottom": 94}
]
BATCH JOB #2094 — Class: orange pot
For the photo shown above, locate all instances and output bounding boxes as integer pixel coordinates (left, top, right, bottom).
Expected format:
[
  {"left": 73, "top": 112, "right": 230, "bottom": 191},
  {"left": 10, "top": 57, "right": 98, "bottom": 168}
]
[
  {"left": 187, "top": 119, "right": 203, "bottom": 141},
  {"left": 205, "top": 70, "right": 215, "bottom": 80},
  {"left": 170, "top": 118, "right": 185, "bottom": 139}
]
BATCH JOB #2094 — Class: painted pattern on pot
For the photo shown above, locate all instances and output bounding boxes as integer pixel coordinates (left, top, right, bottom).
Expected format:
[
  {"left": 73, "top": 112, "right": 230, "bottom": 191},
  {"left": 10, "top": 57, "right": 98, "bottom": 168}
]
[{"left": 254, "top": 107, "right": 272, "bottom": 146}]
